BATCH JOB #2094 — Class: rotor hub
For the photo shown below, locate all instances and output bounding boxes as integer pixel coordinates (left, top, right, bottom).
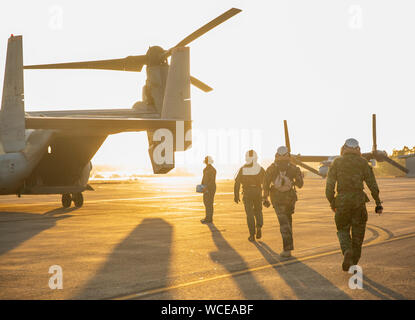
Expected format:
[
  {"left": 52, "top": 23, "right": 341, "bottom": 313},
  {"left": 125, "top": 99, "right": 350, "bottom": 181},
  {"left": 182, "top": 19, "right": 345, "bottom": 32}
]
[
  {"left": 373, "top": 150, "right": 388, "bottom": 161},
  {"left": 146, "top": 46, "right": 167, "bottom": 67}
]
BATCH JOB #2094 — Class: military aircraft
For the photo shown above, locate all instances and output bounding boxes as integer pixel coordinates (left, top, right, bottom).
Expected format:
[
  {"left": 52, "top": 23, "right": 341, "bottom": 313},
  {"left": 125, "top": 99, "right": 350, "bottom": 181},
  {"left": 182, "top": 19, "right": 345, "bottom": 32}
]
[
  {"left": 0, "top": 8, "right": 242, "bottom": 207},
  {"left": 282, "top": 114, "right": 415, "bottom": 178}
]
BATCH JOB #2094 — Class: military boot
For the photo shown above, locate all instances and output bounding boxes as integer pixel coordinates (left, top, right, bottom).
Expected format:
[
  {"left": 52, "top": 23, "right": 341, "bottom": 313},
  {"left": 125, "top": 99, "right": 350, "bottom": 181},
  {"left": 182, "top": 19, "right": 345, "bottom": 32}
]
[
  {"left": 256, "top": 227, "right": 262, "bottom": 239},
  {"left": 342, "top": 249, "right": 353, "bottom": 271},
  {"left": 280, "top": 250, "right": 292, "bottom": 258}
]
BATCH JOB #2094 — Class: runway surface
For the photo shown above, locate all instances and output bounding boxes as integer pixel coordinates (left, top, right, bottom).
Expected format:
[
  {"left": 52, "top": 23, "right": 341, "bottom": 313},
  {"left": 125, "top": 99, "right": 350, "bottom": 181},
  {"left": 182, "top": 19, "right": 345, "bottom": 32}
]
[{"left": 0, "top": 177, "right": 414, "bottom": 300}]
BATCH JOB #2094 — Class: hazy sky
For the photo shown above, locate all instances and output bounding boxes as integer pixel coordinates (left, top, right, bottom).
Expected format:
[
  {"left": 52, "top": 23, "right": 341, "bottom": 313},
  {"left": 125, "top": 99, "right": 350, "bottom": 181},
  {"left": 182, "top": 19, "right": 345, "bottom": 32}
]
[{"left": 1, "top": 0, "right": 414, "bottom": 174}]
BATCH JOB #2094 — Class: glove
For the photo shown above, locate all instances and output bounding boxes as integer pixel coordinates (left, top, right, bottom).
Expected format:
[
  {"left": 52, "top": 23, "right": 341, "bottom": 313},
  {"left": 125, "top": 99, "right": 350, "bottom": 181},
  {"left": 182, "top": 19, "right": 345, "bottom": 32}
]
[
  {"left": 234, "top": 197, "right": 240, "bottom": 204},
  {"left": 262, "top": 199, "right": 271, "bottom": 208},
  {"left": 375, "top": 205, "right": 383, "bottom": 214}
]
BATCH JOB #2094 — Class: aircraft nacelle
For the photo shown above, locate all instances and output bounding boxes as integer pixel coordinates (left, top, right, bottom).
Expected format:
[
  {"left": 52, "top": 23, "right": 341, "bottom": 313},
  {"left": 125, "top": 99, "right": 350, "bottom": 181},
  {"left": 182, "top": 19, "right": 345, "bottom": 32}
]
[
  {"left": 143, "top": 65, "right": 169, "bottom": 113},
  {"left": 146, "top": 120, "right": 192, "bottom": 174},
  {"left": 146, "top": 46, "right": 192, "bottom": 174}
]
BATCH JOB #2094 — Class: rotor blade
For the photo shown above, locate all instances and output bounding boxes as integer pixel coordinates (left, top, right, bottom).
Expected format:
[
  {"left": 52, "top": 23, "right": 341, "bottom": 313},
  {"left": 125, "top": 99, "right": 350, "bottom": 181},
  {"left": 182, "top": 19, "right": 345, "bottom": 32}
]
[
  {"left": 170, "top": 8, "right": 242, "bottom": 50},
  {"left": 372, "top": 114, "right": 377, "bottom": 152},
  {"left": 383, "top": 156, "right": 409, "bottom": 174},
  {"left": 291, "top": 158, "right": 325, "bottom": 177},
  {"left": 190, "top": 76, "right": 213, "bottom": 92},
  {"left": 294, "top": 155, "right": 331, "bottom": 162},
  {"left": 361, "top": 152, "right": 373, "bottom": 161},
  {"left": 284, "top": 120, "right": 291, "bottom": 153},
  {"left": 24, "top": 55, "right": 147, "bottom": 72}
]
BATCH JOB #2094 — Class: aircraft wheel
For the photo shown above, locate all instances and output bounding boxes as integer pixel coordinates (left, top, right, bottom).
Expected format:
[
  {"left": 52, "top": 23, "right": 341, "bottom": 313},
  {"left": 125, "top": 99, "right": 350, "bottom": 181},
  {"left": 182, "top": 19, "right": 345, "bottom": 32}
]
[
  {"left": 72, "top": 192, "right": 84, "bottom": 208},
  {"left": 62, "top": 194, "right": 72, "bottom": 208}
]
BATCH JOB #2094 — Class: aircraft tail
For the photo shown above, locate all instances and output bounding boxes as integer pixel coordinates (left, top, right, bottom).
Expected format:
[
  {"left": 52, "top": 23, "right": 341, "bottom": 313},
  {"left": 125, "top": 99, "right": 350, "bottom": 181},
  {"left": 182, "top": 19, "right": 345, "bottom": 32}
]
[
  {"left": 146, "top": 47, "right": 192, "bottom": 174},
  {"left": 161, "top": 47, "right": 191, "bottom": 121},
  {"left": 0, "top": 35, "right": 25, "bottom": 153}
]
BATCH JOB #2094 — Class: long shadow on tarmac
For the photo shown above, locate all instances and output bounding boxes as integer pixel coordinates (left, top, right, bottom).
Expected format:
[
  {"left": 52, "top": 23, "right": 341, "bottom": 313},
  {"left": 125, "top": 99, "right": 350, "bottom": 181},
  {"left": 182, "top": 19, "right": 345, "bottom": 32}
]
[
  {"left": 363, "top": 276, "right": 407, "bottom": 300},
  {"left": 207, "top": 224, "right": 272, "bottom": 299},
  {"left": 0, "top": 209, "right": 73, "bottom": 256},
  {"left": 74, "top": 218, "right": 173, "bottom": 299},
  {"left": 43, "top": 207, "right": 79, "bottom": 216},
  {"left": 255, "top": 241, "right": 351, "bottom": 300}
]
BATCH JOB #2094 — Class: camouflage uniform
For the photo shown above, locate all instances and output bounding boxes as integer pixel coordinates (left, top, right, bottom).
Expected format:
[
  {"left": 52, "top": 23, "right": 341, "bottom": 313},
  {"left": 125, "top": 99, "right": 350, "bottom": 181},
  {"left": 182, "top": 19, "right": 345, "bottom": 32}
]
[
  {"left": 234, "top": 164, "right": 266, "bottom": 238},
  {"left": 326, "top": 153, "right": 382, "bottom": 265},
  {"left": 264, "top": 161, "right": 304, "bottom": 251}
]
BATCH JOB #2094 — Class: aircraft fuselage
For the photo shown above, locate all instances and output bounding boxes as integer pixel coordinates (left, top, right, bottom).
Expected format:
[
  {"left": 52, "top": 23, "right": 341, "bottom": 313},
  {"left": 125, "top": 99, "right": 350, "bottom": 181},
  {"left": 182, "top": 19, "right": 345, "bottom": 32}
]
[{"left": 0, "top": 128, "right": 95, "bottom": 196}]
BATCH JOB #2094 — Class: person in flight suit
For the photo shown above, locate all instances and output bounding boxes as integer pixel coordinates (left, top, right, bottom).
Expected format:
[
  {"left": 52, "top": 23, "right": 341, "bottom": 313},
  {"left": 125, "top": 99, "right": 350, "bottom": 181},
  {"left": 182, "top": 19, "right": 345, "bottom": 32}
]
[
  {"left": 326, "top": 138, "right": 383, "bottom": 271},
  {"left": 234, "top": 150, "right": 266, "bottom": 242},
  {"left": 201, "top": 156, "right": 217, "bottom": 224},
  {"left": 263, "top": 146, "right": 304, "bottom": 257}
]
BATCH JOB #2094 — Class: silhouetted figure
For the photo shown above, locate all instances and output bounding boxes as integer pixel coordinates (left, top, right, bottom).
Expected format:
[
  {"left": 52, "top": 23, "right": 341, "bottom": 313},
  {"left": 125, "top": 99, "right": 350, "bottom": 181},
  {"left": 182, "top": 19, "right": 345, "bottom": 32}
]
[
  {"left": 263, "top": 146, "right": 303, "bottom": 257},
  {"left": 234, "top": 150, "right": 265, "bottom": 242},
  {"left": 201, "top": 156, "right": 216, "bottom": 224},
  {"left": 326, "top": 138, "right": 383, "bottom": 271}
]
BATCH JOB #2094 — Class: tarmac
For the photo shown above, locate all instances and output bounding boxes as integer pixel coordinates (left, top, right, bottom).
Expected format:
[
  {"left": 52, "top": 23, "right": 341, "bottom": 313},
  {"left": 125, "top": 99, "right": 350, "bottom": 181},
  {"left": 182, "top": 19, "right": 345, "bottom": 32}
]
[{"left": 0, "top": 177, "right": 414, "bottom": 300}]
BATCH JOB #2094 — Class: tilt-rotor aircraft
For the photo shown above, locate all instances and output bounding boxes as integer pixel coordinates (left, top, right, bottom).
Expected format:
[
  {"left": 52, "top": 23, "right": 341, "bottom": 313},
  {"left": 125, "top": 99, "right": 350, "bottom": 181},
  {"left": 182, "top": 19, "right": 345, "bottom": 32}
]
[
  {"left": 0, "top": 8, "right": 242, "bottom": 208},
  {"left": 282, "top": 114, "right": 415, "bottom": 178}
]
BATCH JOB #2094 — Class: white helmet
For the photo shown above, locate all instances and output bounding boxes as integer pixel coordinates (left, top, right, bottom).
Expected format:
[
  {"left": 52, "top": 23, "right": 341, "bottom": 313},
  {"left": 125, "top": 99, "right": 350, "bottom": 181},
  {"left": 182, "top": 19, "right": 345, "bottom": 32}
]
[
  {"left": 344, "top": 138, "right": 359, "bottom": 149},
  {"left": 245, "top": 149, "right": 258, "bottom": 164},
  {"left": 204, "top": 155, "right": 214, "bottom": 165}
]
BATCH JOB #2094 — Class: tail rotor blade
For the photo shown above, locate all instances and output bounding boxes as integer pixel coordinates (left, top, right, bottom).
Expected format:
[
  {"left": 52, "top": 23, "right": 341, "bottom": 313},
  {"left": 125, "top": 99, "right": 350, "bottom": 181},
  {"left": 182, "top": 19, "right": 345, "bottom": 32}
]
[{"left": 284, "top": 120, "right": 291, "bottom": 153}]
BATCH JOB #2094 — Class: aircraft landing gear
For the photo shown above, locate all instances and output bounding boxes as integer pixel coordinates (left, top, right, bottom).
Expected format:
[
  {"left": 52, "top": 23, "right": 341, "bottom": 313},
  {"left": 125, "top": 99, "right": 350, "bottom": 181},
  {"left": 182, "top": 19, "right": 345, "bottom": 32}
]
[
  {"left": 61, "top": 193, "right": 84, "bottom": 208},
  {"left": 72, "top": 192, "right": 84, "bottom": 208},
  {"left": 62, "top": 193, "right": 72, "bottom": 208}
]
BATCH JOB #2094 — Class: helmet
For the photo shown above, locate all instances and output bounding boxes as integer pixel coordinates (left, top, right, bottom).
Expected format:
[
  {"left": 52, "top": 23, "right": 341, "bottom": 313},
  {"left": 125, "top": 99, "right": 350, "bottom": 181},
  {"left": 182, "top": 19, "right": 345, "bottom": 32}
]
[
  {"left": 245, "top": 149, "right": 258, "bottom": 164},
  {"left": 342, "top": 138, "right": 361, "bottom": 155},
  {"left": 275, "top": 146, "right": 290, "bottom": 160},
  {"left": 204, "top": 155, "right": 214, "bottom": 165},
  {"left": 344, "top": 138, "right": 359, "bottom": 149}
]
